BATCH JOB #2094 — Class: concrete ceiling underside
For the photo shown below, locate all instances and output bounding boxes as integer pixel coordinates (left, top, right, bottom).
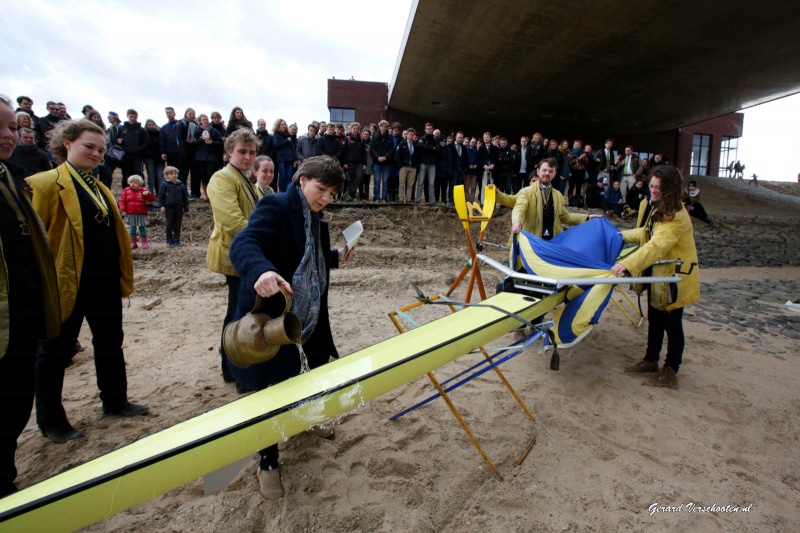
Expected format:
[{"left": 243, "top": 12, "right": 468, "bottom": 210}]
[{"left": 389, "top": 0, "right": 800, "bottom": 135}]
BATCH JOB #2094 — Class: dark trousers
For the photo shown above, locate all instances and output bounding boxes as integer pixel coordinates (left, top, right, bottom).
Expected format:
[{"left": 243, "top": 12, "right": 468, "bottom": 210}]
[
  {"left": 165, "top": 205, "right": 184, "bottom": 243},
  {"left": 388, "top": 174, "right": 399, "bottom": 202},
  {"left": 644, "top": 303, "right": 685, "bottom": 373},
  {"left": 36, "top": 286, "right": 127, "bottom": 428},
  {"left": 449, "top": 169, "right": 464, "bottom": 204},
  {"left": 512, "top": 172, "right": 527, "bottom": 193},
  {"left": 254, "top": 344, "right": 330, "bottom": 470},
  {"left": 435, "top": 172, "right": 450, "bottom": 202},
  {"left": 121, "top": 155, "right": 145, "bottom": 181},
  {"left": 103, "top": 160, "right": 120, "bottom": 188},
  {"left": 0, "top": 334, "right": 37, "bottom": 496},
  {"left": 178, "top": 152, "right": 196, "bottom": 195},
  {"left": 359, "top": 172, "right": 370, "bottom": 199},
  {"left": 568, "top": 171, "right": 584, "bottom": 198},
  {"left": 277, "top": 162, "right": 295, "bottom": 193},
  {"left": 345, "top": 164, "right": 363, "bottom": 199},
  {"left": 496, "top": 171, "right": 512, "bottom": 194},
  {"left": 197, "top": 160, "right": 218, "bottom": 188},
  {"left": 96, "top": 164, "right": 113, "bottom": 189},
  {"left": 220, "top": 276, "right": 241, "bottom": 374}
]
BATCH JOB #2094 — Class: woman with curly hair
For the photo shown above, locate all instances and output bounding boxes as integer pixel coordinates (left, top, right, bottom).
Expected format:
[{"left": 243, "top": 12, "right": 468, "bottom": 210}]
[{"left": 612, "top": 166, "right": 700, "bottom": 389}]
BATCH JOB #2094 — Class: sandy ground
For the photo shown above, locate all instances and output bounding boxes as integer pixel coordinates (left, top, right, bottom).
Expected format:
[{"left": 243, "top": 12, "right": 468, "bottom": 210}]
[{"left": 11, "top": 178, "right": 800, "bottom": 532}]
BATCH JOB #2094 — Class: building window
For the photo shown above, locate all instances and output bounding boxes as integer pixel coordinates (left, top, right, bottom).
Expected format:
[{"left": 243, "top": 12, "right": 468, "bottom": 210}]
[
  {"left": 719, "top": 136, "right": 738, "bottom": 177},
  {"left": 690, "top": 134, "right": 711, "bottom": 176},
  {"left": 329, "top": 108, "right": 355, "bottom": 125}
]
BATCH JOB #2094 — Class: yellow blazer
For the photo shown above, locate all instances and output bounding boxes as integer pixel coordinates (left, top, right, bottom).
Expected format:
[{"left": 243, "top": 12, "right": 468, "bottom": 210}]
[
  {"left": 620, "top": 201, "right": 700, "bottom": 311},
  {"left": 25, "top": 163, "right": 134, "bottom": 320},
  {"left": 0, "top": 171, "right": 61, "bottom": 356},
  {"left": 510, "top": 184, "right": 588, "bottom": 243},
  {"left": 206, "top": 164, "right": 259, "bottom": 276}
]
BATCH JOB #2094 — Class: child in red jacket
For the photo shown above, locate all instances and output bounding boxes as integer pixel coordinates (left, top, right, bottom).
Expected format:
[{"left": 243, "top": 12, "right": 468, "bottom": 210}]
[{"left": 119, "top": 175, "right": 156, "bottom": 249}]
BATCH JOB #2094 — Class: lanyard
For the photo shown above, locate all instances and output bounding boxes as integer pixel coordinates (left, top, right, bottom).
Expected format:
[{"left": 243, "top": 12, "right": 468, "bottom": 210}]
[
  {"left": 67, "top": 162, "right": 110, "bottom": 226},
  {"left": 0, "top": 164, "right": 30, "bottom": 235}
]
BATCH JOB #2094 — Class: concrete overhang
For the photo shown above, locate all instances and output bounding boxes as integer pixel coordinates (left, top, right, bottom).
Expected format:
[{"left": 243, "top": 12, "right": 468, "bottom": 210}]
[{"left": 389, "top": 0, "right": 800, "bottom": 135}]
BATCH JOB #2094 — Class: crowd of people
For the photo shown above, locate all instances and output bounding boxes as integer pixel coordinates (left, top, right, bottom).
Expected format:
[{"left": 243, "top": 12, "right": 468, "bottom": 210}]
[
  {"left": 13, "top": 96, "right": 688, "bottom": 212},
  {"left": 2, "top": 92, "right": 703, "bottom": 502}
]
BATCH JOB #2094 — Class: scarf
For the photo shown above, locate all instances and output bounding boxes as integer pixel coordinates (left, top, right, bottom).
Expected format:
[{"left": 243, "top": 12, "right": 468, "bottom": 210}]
[{"left": 291, "top": 191, "right": 326, "bottom": 344}]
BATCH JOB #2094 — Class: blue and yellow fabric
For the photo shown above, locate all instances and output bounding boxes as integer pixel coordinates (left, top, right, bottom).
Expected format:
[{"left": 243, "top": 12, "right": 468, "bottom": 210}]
[{"left": 512, "top": 218, "right": 623, "bottom": 347}]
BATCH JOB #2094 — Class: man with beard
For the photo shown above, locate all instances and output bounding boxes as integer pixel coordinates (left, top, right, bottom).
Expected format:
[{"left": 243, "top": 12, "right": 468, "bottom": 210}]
[{"left": 511, "top": 157, "right": 599, "bottom": 241}]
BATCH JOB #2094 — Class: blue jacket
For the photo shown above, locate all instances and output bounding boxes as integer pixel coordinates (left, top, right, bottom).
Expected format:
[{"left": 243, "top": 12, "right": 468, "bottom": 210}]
[
  {"left": 466, "top": 146, "right": 480, "bottom": 174},
  {"left": 157, "top": 179, "right": 189, "bottom": 210},
  {"left": 193, "top": 127, "right": 224, "bottom": 163},
  {"left": 160, "top": 120, "right": 181, "bottom": 156},
  {"left": 394, "top": 138, "right": 420, "bottom": 168},
  {"left": 272, "top": 132, "right": 295, "bottom": 163},
  {"left": 436, "top": 141, "right": 452, "bottom": 175}
]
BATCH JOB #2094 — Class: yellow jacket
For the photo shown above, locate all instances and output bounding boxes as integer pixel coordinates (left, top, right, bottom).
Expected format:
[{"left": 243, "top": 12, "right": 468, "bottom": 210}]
[
  {"left": 206, "top": 164, "right": 259, "bottom": 276},
  {"left": 0, "top": 169, "right": 61, "bottom": 356},
  {"left": 26, "top": 163, "right": 133, "bottom": 320},
  {"left": 495, "top": 189, "right": 519, "bottom": 208},
  {"left": 510, "top": 184, "right": 588, "bottom": 241},
  {"left": 620, "top": 201, "right": 700, "bottom": 311}
]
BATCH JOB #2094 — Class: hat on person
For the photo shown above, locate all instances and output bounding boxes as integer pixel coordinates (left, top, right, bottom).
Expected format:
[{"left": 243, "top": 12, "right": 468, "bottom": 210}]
[
  {"left": 108, "top": 111, "right": 119, "bottom": 117},
  {"left": 688, "top": 180, "right": 697, "bottom": 187}
]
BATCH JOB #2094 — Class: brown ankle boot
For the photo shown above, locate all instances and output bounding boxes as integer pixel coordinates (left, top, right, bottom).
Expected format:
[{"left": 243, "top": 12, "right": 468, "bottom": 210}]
[
  {"left": 625, "top": 359, "right": 659, "bottom": 373},
  {"left": 256, "top": 467, "right": 283, "bottom": 500},
  {"left": 643, "top": 367, "right": 678, "bottom": 389}
]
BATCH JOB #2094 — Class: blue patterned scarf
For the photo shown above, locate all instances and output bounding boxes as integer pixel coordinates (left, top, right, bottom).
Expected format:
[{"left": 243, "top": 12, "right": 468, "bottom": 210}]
[{"left": 291, "top": 191, "right": 326, "bottom": 343}]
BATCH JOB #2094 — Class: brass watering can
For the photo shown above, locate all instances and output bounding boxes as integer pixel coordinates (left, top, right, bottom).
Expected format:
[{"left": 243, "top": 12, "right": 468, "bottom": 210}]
[{"left": 223, "top": 286, "right": 302, "bottom": 368}]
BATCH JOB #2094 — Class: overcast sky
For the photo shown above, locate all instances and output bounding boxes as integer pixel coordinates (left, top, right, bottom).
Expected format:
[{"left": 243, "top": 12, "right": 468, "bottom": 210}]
[{"left": 3, "top": 0, "right": 797, "bottom": 182}]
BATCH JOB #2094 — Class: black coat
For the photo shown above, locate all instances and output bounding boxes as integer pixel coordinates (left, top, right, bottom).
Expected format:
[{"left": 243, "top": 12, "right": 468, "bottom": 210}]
[
  {"left": 146, "top": 129, "right": 161, "bottom": 160},
  {"left": 10, "top": 143, "right": 52, "bottom": 178},
  {"left": 513, "top": 146, "right": 535, "bottom": 174},
  {"left": 319, "top": 134, "right": 344, "bottom": 162},
  {"left": 257, "top": 130, "right": 275, "bottom": 159},
  {"left": 369, "top": 131, "right": 395, "bottom": 164},
  {"left": 450, "top": 143, "right": 469, "bottom": 173},
  {"left": 118, "top": 121, "right": 150, "bottom": 156},
  {"left": 417, "top": 134, "right": 440, "bottom": 165},
  {"left": 478, "top": 143, "right": 498, "bottom": 170}
]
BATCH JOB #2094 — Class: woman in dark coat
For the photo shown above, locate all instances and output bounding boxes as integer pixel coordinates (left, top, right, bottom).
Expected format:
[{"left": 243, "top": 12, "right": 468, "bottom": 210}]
[
  {"left": 143, "top": 119, "right": 162, "bottom": 192},
  {"left": 193, "top": 114, "right": 223, "bottom": 201},
  {"left": 272, "top": 118, "right": 295, "bottom": 192},
  {"left": 229, "top": 155, "right": 353, "bottom": 500}
]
